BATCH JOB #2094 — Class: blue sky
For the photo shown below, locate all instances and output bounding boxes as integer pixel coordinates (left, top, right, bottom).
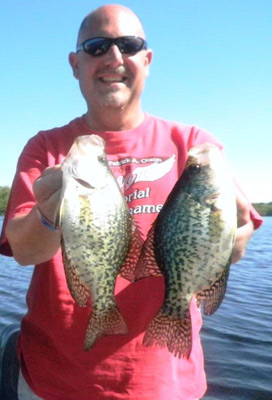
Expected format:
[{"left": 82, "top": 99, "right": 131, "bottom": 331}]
[{"left": 1, "top": 0, "right": 271, "bottom": 202}]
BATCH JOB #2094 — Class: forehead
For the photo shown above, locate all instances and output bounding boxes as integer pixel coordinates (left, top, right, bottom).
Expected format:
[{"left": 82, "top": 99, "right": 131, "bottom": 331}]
[{"left": 80, "top": 9, "right": 145, "bottom": 41}]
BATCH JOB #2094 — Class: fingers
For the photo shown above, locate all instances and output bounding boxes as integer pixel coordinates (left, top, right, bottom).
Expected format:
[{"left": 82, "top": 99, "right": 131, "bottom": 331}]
[
  {"left": 33, "top": 166, "right": 62, "bottom": 200},
  {"left": 231, "top": 190, "right": 254, "bottom": 263},
  {"left": 236, "top": 190, "right": 250, "bottom": 228},
  {"left": 33, "top": 166, "right": 63, "bottom": 222},
  {"left": 231, "top": 219, "right": 254, "bottom": 263}
]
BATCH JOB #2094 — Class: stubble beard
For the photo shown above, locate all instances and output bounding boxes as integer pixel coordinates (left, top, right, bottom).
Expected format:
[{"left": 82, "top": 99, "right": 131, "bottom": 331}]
[
  {"left": 100, "top": 87, "right": 129, "bottom": 109},
  {"left": 96, "top": 66, "right": 131, "bottom": 109}
]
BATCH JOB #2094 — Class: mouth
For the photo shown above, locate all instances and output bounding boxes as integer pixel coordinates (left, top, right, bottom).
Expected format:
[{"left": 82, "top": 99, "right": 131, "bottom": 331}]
[
  {"left": 98, "top": 74, "right": 127, "bottom": 84},
  {"left": 97, "top": 67, "right": 128, "bottom": 85}
]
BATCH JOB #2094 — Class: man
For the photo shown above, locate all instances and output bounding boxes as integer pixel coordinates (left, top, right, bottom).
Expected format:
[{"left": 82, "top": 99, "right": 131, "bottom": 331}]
[{"left": 0, "top": 4, "right": 262, "bottom": 400}]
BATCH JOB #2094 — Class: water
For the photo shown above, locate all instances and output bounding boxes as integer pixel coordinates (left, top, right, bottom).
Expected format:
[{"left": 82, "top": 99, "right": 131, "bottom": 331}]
[
  {"left": 201, "top": 217, "right": 272, "bottom": 399},
  {"left": 0, "top": 216, "right": 271, "bottom": 399}
]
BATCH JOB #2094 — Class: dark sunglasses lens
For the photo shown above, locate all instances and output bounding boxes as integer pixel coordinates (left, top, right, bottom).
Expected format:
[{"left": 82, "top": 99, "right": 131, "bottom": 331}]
[
  {"left": 84, "top": 38, "right": 111, "bottom": 56},
  {"left": 81, "top": 37, "right": 146, "bottom": 56},
  {"left": 118, "top": 37, "right": 145, "bottom": 54}
]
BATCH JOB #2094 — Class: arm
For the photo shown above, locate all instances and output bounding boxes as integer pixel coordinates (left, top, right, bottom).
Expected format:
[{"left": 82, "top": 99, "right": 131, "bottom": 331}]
[
  {"left": 5, "top": 166, "right": 62, "bottom": 266},
  {"left": 231, "top": 191, "right": 254, "bottom": 264}
]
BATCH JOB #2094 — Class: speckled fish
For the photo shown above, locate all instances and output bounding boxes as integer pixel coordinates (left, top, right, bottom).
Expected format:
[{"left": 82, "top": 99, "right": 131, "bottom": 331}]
[
  {"left": 58, "top": 135, "right": 142, "bottom": 350},
  {"left": 136, "top": 143, "right": 237, "bottom": 358}
]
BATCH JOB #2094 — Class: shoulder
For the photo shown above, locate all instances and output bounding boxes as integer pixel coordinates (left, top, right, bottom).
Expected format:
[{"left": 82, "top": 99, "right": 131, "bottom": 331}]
[
  {"left": 20, "top": 117, "right": 89, "bottom": 165},
  {"left": 145, "top": 114, "right": 223, "bottom": 149},
  {"left": 28, "top": 116, "right": 86, "bottom": 147},
  {"left": 145, "top": 113, "right": 188, "bottom": 130}
]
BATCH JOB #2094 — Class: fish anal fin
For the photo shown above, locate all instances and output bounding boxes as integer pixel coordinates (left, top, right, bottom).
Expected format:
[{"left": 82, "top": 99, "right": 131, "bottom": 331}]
[
  {"left": 143, "top": 309, "right": 192, "bottom": 359},
  {"left": 61, "top": 240, "right": 90, "bottom": 307},
  {"left": 134, "top": 223, "right": 163, "bottom": 281},
  {"left": 120, "top": 222, "right": 144, "bottom": 282},
  {"left": 196, "top": 261, "right": 231, "bottom": 315},
  {"left": 84, "top": 306, "right": 128, "bottom": 350}
]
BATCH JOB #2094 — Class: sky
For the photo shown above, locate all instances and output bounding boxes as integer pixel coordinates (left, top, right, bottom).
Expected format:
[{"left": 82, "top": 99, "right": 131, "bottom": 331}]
[{"left": 1, "top": 0, "right": 271, "bottom": 203}]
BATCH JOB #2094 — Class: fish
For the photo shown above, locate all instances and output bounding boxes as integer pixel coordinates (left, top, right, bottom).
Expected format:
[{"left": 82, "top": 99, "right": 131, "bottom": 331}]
[
  {"left": 58, "top": 135, "right": 142, "bottom": 350},
  {"left": 136, "top": 143, "right": 237, "bottom": 358}
]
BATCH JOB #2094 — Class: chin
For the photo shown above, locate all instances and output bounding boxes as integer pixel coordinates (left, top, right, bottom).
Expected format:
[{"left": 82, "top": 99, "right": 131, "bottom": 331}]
[{"left": 102, "top": 94, "right": 128, "bottom": 109}]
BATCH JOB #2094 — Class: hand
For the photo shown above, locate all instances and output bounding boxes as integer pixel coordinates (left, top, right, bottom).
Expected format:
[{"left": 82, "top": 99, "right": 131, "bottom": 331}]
[
  {"left": 33, "top": 165, "right": 63, "bottom": 224},
  {"left": 6, "top": 166, "right": 63, "bottom": 265},
  {"left": 231, "top": 191, "right": 254, "bottom": 264}
]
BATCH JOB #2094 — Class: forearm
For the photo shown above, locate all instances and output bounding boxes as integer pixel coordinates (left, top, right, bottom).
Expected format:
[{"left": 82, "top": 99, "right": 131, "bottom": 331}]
[
  {"left": 5, "top": 206, "right": 61, "bottom": 266},
  {"left": 231, "top": 219, "right": 254, "bottom": 264},
  {"left": 230, "top": 189, "right": 255, "bottom": 264}
]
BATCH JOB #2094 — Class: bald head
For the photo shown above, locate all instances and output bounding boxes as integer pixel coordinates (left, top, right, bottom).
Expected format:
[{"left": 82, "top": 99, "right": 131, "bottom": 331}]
[{"left": 77, "top": 4, "right": 146, "bottom": 46}]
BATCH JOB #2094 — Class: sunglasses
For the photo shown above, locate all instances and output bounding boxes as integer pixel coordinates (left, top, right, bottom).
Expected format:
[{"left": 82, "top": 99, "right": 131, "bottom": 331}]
[{"left": 76, "top": 36, "right": 147, "bottom": 57}]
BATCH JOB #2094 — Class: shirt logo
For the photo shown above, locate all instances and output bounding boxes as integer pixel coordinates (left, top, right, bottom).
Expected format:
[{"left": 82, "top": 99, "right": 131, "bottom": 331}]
[{"left": 109, "top": 155, "right": 176, "bottom": 191}]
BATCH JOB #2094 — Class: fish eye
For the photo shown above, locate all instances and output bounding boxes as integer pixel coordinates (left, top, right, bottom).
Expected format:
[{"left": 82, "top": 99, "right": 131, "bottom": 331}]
[
  {"left": 98, "top": 156, "right": 107, "bottom": 165},
  {"left": 188, "top": 164, "right": 201, "bottom": 174}
]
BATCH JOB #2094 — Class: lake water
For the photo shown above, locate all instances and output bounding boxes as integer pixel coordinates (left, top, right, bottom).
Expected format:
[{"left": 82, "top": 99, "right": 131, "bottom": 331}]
[{"left": 0, "top": 216, "right": 271, "bottom": 399}]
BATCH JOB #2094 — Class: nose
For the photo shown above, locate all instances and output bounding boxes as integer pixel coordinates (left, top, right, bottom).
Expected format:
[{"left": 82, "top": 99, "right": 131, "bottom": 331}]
[{"left": 104, "top": 44, "right": 124, "bottom": 67}]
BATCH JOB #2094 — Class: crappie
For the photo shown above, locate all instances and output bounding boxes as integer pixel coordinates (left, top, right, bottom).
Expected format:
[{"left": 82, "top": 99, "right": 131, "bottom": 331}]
[
  {"left": 136, "top": 143, "right": 237, "bottom": 358},
  {"left": 58, "top": 135, "right": 141, "bottom": 350}
]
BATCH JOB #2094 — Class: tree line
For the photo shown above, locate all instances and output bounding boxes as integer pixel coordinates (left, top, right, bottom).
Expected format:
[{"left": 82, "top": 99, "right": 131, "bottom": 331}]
[
  {"left": 0, "top": 186, "right": 271, "bottom": 216},
  {"left": 252, "top": 202, "right": 272, "bottom": 216},
  {"left": 0, "top": 186, "right": 10, "bottom": 215}
]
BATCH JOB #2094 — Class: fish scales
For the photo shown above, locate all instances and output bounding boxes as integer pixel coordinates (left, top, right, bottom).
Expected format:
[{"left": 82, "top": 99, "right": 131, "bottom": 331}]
[
  {"left": 59, "top": 135, "right": 141, "bottom": 350},
  {"left": 136, "top": 143, "right": 237, "bottom": 358}
]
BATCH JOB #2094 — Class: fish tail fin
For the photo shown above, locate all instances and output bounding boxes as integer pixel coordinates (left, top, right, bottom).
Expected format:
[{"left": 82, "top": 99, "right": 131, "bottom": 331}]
[
  {"left": 84, "top": 305, "right": 128, "bottom": 350},
  {"left": 143, "top": 309, "right": 192, "bottom": 359}
]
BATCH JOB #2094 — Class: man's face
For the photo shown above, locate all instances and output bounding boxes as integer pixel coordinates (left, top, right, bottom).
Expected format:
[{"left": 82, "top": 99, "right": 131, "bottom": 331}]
[{"left": 69, "top": 8, "right": 152, "bottom": 114}]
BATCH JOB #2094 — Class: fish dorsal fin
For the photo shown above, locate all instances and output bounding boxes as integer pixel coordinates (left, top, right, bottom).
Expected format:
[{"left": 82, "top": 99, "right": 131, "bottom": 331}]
[{"left": 134, "top": 222, "right": 163, "bottom": 281}]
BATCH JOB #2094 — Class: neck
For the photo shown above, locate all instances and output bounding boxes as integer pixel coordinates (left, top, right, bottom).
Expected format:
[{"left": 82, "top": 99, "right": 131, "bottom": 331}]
[{"left": 84, "top": 106, "right": 145, "bottom": 132}]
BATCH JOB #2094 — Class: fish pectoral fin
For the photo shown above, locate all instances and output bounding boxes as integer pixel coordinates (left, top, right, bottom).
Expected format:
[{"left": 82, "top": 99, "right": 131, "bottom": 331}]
[
  {"left": 84, "top": 306, "right": 128, "bottom": 350},
  {"left": 54, "top": 194, "right": 65, "bottom": 228},
  {"left": 196, "top": 260, "right": 231, "bottom": 316},
  {"left": 143, "top": 309, "right": 192, "bottom": 359},
  {"left": 61, "top": 239, "right": 90, "bottom": 306},
  {"left": 134, "top": 222, "right": 163, "bottom": 281},
  {"left": 120, "top": 222, "right": 144, "bottom": 282}
]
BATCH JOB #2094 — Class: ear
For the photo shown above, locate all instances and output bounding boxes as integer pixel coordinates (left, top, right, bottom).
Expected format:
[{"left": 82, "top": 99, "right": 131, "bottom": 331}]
[
  {"left": 144, "top": 49, "right": 153, "bottom": 77},
  {"left": 68, "top": 52, "right": 80, "bottom": 80}
]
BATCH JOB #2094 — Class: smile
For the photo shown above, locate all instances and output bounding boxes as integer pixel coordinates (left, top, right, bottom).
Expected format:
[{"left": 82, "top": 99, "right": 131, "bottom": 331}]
[{"left": 99, "top": 75, "right": 127, "bottom": 83}]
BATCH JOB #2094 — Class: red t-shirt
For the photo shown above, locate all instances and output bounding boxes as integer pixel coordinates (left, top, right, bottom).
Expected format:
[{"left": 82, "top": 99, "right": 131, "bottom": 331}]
[{"left": 0, "top": 115, "right": 263, "bottom": 400}]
